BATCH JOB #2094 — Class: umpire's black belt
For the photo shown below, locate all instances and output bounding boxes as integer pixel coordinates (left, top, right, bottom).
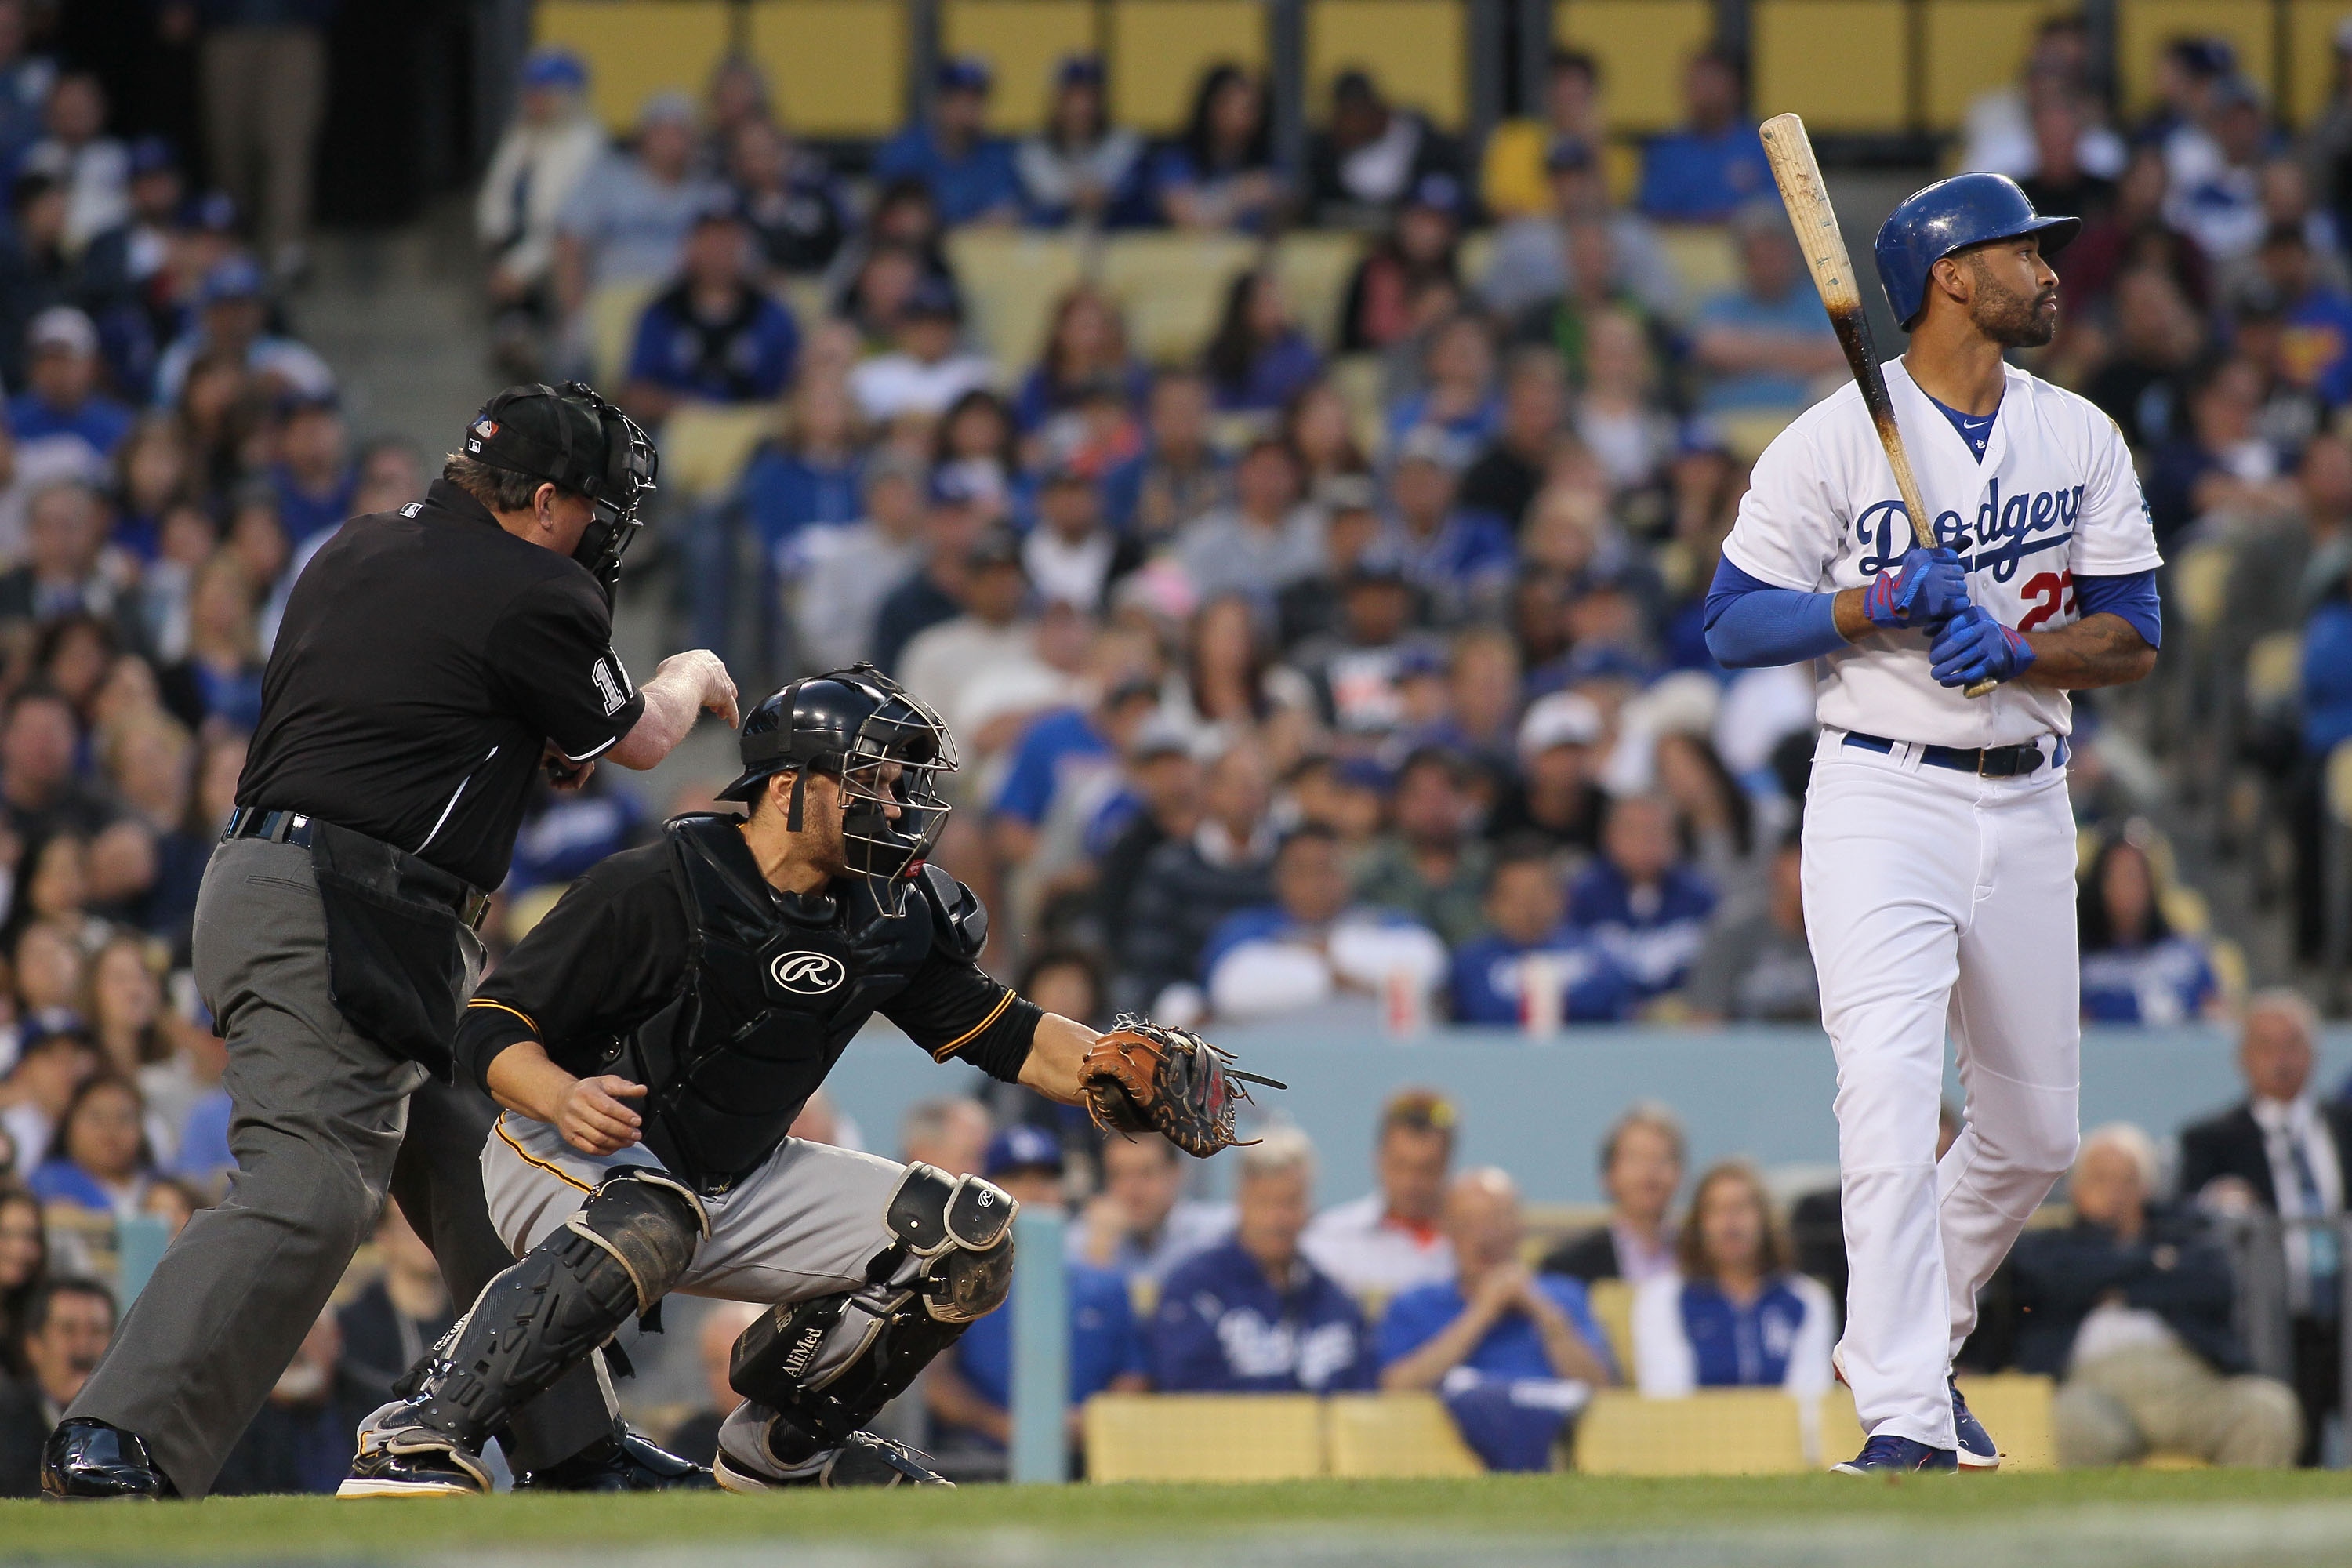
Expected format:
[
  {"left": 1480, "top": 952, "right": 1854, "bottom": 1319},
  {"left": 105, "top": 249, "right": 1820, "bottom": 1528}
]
[
  {"left": 224, "top": 807, "right": 492, "bottom": 931},
  {"left": 1841, "top": 731, "right": 2067, "bottom": 779}
]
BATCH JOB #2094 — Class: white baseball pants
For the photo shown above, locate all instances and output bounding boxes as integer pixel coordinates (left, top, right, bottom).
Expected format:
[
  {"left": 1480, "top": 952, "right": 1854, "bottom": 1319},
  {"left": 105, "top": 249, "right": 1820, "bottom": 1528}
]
[{"left": 1802, "top": 729, "right": 2082, "bottom": 1450}]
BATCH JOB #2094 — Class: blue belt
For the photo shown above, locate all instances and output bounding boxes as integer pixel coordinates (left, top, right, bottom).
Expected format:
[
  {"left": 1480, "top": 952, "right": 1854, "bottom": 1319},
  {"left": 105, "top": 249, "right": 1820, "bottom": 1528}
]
[{"left": 1842, "top": 731, "right": 2063, "bottom": 778}]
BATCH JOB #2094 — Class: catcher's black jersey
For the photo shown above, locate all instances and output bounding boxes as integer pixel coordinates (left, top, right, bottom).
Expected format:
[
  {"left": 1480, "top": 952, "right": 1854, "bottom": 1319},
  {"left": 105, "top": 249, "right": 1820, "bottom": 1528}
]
[{"left": 458, "top": 814, "right": 1039, "bottom": 1181}]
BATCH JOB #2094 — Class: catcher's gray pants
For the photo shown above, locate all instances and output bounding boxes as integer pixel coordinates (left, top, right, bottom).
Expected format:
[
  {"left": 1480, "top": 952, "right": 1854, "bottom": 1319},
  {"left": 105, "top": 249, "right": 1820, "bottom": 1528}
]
[
  {"left": 68, "top": 838, "right": 613, "bottom": 1497},
  {"left": 485, "top": 1112, "right": 918, "bottom": 1472}
]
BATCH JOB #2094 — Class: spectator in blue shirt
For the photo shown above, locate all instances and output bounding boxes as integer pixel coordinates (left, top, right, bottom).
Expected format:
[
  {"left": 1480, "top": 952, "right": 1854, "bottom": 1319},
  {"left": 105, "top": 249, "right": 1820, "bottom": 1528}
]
[
  {"left": 1386, "top": 313, "right": 1504, "bottom": 456},
  {"left": 2260, "top": 222, "right": 2352, "bottom": 408},
  {"left": 1379, "top": 1168, "right": 1617, "bottom": 1469},
  {"left": 2078, "top": 833, "right": 2221, "bottom": 1025},
  {"left": 1451, "top": 842, "right": 1635, "bottom": 1025},
  {"left": 1151, "top": 1128, "right": 1377, "bottom": 1393},
  {"left": 1150, "top": 64, "right": 1284, "bottom": 234},
  {"left": 736, "top": 376, "right": 863, "bottom": 557},
  {"left": 622, "top": 201, "right": 800, "bottom": 427},
  {"left": 1690, "top": 203, "right": 1844, "bottom": 413},
  {"left": 875, "top": 56, "right": 1022, "bottom": 228},
  {"left": 1017, "top": 55, "right": 1148, "bottom": 229},
  {"left": 9, "top": 307, "right": 130, "bottom": 466},
  {"left": 1630, "top": 1160, "right": 1834, "bottom": 1396},
  {"left": 925, "top": 1124, "right": 1147, "bottom": 1464},
  {"left": 267, "top": 394, "right": 354, "bottom": 547},
  {"left": 1203, "top": 267, "right": 1323, "bottom": 414},
  {"left": 1385, "top": 426, "right": 1515, "bottom": 626},
  {"left": 1569, "top": 793, "right": 1716, "bottom": 1005},
  {"left": 1635, "top": 45, "right": 1771, "bottom": 223},
  {"left": 992, "top": 674, "right": 1161, "bottom": 870}
]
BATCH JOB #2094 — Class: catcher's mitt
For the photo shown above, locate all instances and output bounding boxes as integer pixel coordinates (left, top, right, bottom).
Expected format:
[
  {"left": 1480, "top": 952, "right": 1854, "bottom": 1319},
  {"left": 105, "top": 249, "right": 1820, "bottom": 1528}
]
[{"left": 1077, "top": 1014, "right": 1285, "bottom": 1159}]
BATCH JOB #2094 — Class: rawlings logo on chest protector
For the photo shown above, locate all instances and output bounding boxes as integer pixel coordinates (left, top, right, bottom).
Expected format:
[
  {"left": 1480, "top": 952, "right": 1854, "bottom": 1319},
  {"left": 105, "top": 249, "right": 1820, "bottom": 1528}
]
[{"left": 769, "top": 951, "right": 846, "bottom": 995}]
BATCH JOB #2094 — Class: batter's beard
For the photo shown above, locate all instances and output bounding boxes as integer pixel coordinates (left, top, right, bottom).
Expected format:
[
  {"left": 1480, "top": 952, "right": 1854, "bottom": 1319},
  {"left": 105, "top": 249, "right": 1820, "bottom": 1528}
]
[{"left": 1966, "top": 256, "right": 2058, "bottom": 347}]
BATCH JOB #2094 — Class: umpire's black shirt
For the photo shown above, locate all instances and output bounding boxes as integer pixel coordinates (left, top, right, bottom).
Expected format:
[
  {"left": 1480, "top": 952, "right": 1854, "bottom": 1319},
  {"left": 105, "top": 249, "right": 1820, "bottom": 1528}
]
[{"left": 238, "top": 479, "right": 647, "bottom": 891}]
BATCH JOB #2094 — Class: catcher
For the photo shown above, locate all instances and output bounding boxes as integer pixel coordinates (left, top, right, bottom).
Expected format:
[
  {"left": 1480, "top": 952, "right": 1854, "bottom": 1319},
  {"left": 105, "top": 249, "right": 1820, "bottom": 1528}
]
[{"left": 339, "top": 665, "right": 1270, "bottom": 1494}]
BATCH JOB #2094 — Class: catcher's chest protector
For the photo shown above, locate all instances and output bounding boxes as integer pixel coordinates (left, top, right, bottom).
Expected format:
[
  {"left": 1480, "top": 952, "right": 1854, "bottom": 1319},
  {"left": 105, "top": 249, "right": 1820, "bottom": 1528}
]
[{"left": 618, "top": 815, "right": 936, "bottom": 1188}]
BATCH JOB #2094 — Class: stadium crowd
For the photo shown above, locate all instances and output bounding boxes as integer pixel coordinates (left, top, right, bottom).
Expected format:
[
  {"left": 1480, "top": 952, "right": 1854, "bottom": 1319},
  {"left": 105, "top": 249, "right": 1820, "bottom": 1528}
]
[{"left": 0, "top": 1, "right": 2349, "bottom": 1488}]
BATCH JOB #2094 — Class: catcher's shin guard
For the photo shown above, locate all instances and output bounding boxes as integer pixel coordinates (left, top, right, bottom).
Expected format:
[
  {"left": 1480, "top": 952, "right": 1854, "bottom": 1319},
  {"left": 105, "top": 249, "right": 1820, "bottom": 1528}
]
[
  {"left": 410, "top": 1172, "right": 705, "bottom": 1449},
  {"left": 729, "top": 1163, "right": 1014, "bottom": 1468}
]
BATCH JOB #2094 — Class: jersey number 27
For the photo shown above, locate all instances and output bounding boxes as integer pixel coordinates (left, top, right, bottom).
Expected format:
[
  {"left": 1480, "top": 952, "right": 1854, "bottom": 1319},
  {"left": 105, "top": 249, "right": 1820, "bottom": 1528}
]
[{"left": 2017, "top": 570, "right": 2077, "bottom": 632}]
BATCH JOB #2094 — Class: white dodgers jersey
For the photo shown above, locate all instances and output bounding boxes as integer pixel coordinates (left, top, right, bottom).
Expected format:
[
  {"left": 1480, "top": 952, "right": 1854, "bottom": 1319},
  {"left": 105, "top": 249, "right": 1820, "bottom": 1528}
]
[{"left": 1722, "top": 358, "right": 2161, "bottom": 747}]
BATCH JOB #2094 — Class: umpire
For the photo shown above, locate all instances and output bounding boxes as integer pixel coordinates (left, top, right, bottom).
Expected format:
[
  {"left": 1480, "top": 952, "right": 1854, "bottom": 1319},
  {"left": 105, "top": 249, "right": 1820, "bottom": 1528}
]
[{"left": 44, "top": 383, "right": 739, "bottom": 1500}]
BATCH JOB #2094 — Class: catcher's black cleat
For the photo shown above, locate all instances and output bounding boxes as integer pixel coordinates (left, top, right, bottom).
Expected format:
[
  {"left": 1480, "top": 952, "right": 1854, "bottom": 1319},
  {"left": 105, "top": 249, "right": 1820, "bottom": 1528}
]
[
  {"left": 336, "top": 1405, "right": 492, "bottom": 1498},
  {"left": 713, "top": 1432, "right": 952, "bottom": 1491},
  {"left": 40, "top": 1418, "right": 176, "bottom": 1500},
  {"left": 515, "top": 1427, "right": 717, "bottom": 1491}
]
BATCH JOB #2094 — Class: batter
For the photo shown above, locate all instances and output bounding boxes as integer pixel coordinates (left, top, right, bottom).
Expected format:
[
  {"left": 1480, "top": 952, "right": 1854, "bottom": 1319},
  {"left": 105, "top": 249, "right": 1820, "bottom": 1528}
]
[{"left": 1704, "top": 174, "right": 2162, "bottom": 1472}]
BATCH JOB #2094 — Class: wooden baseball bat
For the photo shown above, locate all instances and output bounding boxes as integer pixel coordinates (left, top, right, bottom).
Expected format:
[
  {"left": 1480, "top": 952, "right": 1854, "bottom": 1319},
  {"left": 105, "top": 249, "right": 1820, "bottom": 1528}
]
[{"left": 1757, "top": 111, "right": 1995, "bottom": 699}]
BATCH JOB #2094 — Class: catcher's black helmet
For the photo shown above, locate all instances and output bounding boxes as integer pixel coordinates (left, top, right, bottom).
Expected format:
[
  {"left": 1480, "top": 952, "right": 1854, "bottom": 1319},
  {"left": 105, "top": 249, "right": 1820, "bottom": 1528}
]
[{"left": 718, "top": 664, "right": 958, "bottom": 910}]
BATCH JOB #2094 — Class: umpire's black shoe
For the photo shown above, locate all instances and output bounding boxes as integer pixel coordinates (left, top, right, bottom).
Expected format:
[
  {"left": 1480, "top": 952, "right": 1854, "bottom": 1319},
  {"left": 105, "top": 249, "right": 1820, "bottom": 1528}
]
[
  {"left": 714, "top": 1432, "right": 953, "bottom": 1491},
  {"left": 337, "top": 1404, "right": 491, "bottom": 1498},
  {"left": 41, "top": 1418, "right": 176, "bottom": 1500},
  {"left": 515, "top": 1427, "right": 717, "bottom": 1491}
]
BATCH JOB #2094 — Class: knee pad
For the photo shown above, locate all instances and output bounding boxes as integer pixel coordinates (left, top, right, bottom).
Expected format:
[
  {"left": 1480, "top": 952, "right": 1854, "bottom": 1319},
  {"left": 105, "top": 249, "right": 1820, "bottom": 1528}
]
[
  {"left": 567, "top": 1170, "right": 707, "bottom": 1315},
  {"left": 410, "top": 1171, "right": 704, "bottom": 1449},
  {"left": 725, "top": 1163, "right": 1017, "bottom": 1467},
  {"left": 880, "top": 1162, "right": 1018, "bottom": 1323}
]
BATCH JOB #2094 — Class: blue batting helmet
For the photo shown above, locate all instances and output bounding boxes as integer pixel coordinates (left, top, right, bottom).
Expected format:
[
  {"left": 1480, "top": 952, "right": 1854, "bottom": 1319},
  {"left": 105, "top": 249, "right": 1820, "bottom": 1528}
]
[{"left": 1872, "top": 172, "right": 2080, "bottom": 329}]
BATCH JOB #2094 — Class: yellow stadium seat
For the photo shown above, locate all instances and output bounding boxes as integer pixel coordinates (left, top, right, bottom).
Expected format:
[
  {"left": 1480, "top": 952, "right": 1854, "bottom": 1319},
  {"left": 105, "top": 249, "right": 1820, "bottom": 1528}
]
[
  {"left": 535, "top": 1, "right": 731, "bottom": 132},
  {"left": 1307, "top": 0, "right": 1468, "bottom": 129},
  {"left": 2116, "top": 1, "right": 2278, "bottom": 118},
  {"left": 1816, "top": 1386, "right": 1862, "bottom": 1468},
  {"left": 2246, "top": 629, "right": 2304, "bottom": 710},
  {"left": 1575, "top": 1388, "right": 1809, "bottom": 1475},
  {"left": 1657, "top": 223, "right": 1737, "bottom": 303},
  {"left": 1082, "top": 1393, "right": 1325, "bottom": 1481},
  {"left": 660, "top": 402, "right": 779, "bottom": 500},
  {"left": 1325, "top": 352, "right": 1388, "bottom": 456},
  {"left": 1325, "top": 1393, "right": 1486, "bottom": 1477},
  {"left": 2290, "top": 3, "right": 2352, "bottom": 129},
  {"left": 1952, "top": 1373, "right": 2057, "bottom": 1471},
  {"left": 1457, "top": 230, "right": 1494, "bottom": 282},
  {"left": 2327, "top": 738, "right": 2352, "bottom": 829},
  {"left": 1099, "top": 232, "right": 1260, "bottom": 364},
  {"left": 1719, "top": 408, "right": 1798, "bottom": 463},
  {"left": 588, "top": 278, "right": 662, "bottom": 388},
  {"left": 946, "top": 229, "right": 1087, "bottom": 373},
  {"left": 1107, "top": 0, "right": 1268, "bottom": 135},
  {"left": 2169, "top": 540, "right": 2233, "bottom": 637},
  {"left": 1752, "top": 0, "right": 1908, "bottom": 132},
  {"left": 1584, "top": 1278, "right": 1637, "bottom": 1378},
  {"left": 1552, "top": 0, "right": 1715, "bottom": 136},
  {"left": 1920, "top": 0, "right": 2079, "bottom": 134},
  {"left": 945, "top": 0, "right": 1102, "bottom": 134},
  {"left": 1275, "top": 230, "right": 1367, "bottom": 350},
  {"left": 747, "top": 0, "right": 908, "bottom": 136}
]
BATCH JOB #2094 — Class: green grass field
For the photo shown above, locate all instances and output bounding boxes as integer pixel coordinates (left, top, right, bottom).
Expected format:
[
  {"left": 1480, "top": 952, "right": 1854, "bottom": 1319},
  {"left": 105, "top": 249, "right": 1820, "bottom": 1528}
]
[{"left": 7, "top": 1472, "right": 2352, "bottom": 1566}]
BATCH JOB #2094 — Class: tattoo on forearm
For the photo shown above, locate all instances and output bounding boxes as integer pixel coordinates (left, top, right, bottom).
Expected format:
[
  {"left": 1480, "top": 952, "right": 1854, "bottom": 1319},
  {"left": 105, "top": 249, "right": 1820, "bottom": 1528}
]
[{"left": 2023, "top": 612, "right": 2154, "bottom": 690}]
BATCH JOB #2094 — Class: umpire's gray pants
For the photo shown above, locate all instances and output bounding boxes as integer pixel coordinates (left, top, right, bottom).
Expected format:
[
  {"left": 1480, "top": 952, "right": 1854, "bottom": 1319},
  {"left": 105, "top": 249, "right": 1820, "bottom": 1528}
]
[{"left": 68, "top": 837, "right": 611, "bottom": 1497}]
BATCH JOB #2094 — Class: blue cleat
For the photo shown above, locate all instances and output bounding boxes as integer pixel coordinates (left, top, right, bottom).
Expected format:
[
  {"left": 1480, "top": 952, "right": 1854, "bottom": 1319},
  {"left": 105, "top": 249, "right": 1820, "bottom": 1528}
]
[
  {"left": 1951, "top": 1378, "right": 1998, "bottom": 1470},
  {"left": 1832, "top": 1435, "right": 1958, "bottom": 1475}
]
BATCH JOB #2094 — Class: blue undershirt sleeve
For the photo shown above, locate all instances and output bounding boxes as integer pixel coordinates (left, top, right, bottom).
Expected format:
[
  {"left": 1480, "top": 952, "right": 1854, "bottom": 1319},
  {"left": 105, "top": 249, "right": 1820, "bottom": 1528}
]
[
  {"left": 2071, "top": 570, "right": 2161, "bottom": 651},
  {"left": 1702, "top": 556, "right": 1849, "bottom": 668}
]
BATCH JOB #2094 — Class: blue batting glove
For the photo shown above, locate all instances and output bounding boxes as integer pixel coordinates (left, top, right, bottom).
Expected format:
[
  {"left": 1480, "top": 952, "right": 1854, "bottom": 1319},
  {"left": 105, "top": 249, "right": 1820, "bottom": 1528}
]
[
  {"left": 1929, "top": 604, "right": 2036, "bottom": 688},
  {"left": 1861, "top": 546, "right": 1968, "bottom": 631}
]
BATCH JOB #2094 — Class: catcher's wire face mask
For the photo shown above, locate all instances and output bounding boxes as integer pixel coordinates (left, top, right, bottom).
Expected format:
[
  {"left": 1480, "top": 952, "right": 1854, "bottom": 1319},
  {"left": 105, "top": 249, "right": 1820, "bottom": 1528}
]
[{"left": 718, "top": 665, "right": 959, "bottom": 916}]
